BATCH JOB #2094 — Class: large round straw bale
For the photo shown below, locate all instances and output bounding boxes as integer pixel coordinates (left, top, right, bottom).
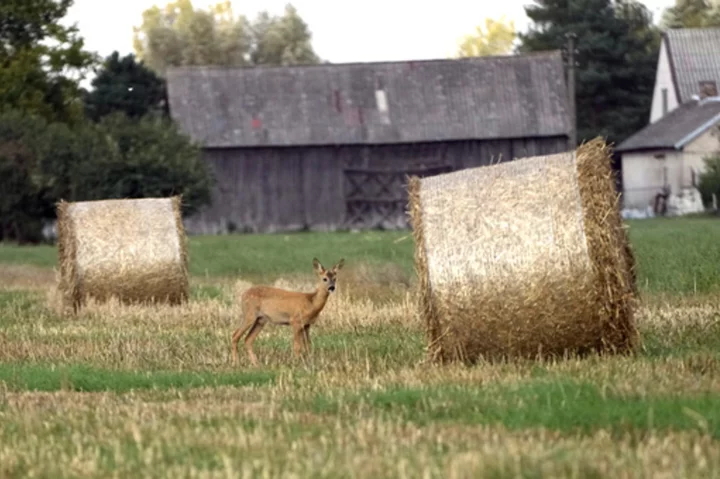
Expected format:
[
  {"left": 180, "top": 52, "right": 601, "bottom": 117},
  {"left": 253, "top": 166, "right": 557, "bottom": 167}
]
[
  {"left": 56, "top": 196, "right": 190, "bottom": 312},
  {"left": 407, "top": 138, "right": 638, "bottom": 364}
]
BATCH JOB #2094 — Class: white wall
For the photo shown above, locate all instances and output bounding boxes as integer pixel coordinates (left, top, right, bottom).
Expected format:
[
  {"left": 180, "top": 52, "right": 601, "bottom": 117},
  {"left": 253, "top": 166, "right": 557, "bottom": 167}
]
[
  {"left": 622, "top": 150, "right": 682, "bottom": 209},
  {"left": 683, "top": 125, "right": 720, "bottom": 179},
  {"left": 649, "top": 39, "right": 679, "bottom": 124},
  {"left": 621, "top": 124, "right": 720, "bottom": 209}
]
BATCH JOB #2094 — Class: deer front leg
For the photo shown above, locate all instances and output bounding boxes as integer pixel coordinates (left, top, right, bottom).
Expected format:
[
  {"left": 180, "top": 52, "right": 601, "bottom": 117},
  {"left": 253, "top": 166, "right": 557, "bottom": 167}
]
[
  {"left": 302, "top": 324, "right": 312, "bottom": 354},
  {"left": 291, "top": 317, "right": 306, "bottom": 359}
]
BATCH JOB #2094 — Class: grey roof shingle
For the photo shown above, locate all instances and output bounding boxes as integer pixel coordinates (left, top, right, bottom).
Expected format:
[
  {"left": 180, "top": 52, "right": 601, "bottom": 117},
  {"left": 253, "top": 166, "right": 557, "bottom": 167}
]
[
  {"left": 165, "top": 51, "right": 571, "bottom": 147},
  {"left": 666, "top": 27, "right": 720, "bottom": 103},
  {"left": 615, "top": 97, "right": 720, "bottom": 152}
]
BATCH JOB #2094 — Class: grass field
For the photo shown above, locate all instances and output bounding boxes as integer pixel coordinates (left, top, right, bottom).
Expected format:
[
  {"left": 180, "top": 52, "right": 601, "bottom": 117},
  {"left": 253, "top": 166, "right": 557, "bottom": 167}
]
[{"left": 1, "top": 216, "right": 720, "bottom": 477}]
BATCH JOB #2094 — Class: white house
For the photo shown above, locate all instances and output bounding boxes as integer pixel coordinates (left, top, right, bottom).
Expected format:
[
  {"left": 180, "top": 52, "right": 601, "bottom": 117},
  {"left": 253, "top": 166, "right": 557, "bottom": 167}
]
[
  {"left": 618, "top": 27, "right": 720, "bottom": 214},
  {"left": 616, "top": 96, "right": 720, "bottom": 211},
  {"left": 649, "top": 27, "right": 720, "bottom": 124}
]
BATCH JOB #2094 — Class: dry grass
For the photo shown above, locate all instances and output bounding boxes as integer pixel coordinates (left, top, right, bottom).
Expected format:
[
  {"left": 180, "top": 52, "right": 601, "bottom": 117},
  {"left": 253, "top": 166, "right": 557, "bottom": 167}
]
[
  {"left": 1, "top": 261, "right": 720, "bottom": 477},
  {"left": 2, "top": 388, "right": 720, "bottom": 478}
]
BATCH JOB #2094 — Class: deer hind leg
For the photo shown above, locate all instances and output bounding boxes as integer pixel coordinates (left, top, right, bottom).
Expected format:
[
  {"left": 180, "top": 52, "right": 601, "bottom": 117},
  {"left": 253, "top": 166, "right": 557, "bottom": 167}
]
[
  {"left": 231, "top": 305, "right": 258, "bottom": 366},
  {"left": 244, "top": 320, "right": 266, "bottom": 367}
]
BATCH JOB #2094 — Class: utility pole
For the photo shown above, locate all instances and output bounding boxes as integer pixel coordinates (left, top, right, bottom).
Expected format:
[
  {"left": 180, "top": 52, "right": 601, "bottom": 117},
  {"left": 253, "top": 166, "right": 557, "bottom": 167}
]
[{"left": 565, "top": 32, "right": 577, "bottom": 149}]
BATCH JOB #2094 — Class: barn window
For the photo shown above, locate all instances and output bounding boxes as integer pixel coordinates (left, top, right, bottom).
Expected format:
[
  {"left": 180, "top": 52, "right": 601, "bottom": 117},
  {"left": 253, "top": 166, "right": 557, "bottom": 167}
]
[
  {"left": 375, "top": 89, "right": 388, "bottom": 113},
  {"left": 375, "top": 89, "right": 390, "bottom": 124},
  {"left": 662, "top": 88, "right": 668, "bottom": 115}
]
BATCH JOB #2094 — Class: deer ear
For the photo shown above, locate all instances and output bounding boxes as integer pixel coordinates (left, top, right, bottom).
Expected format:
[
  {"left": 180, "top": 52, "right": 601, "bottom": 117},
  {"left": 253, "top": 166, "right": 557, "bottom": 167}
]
[
  {"left": 313, "top": 258, "right": 325, "bottom": 273},
  {"left": 333, "top": 258, "right": 345, "bottom": 272}
]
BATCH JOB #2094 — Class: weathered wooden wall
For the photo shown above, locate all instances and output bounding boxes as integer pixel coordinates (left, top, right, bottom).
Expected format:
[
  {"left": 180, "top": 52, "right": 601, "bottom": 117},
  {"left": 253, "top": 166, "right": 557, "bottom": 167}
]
[{"left": 182, "top": 136, "right": 569, "bottom": 234}]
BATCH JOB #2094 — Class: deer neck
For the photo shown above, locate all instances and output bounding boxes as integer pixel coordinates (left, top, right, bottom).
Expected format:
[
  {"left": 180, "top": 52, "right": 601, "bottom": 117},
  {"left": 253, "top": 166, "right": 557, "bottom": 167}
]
[{"left": 309, "top": 285, "right": 331, "bottom": 312}]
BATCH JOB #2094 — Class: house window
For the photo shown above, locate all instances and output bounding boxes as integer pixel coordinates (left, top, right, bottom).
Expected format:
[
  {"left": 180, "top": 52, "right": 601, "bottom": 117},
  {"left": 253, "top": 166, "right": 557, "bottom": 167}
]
[{"left": 662, "top": 88, "right": 668, "bottom": 116}]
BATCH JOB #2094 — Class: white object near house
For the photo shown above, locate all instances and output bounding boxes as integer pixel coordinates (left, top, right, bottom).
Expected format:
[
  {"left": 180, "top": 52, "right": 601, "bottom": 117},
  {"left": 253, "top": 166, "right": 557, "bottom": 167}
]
[{"left": 666, "top": 187, "right": 706, "bottom": 216}]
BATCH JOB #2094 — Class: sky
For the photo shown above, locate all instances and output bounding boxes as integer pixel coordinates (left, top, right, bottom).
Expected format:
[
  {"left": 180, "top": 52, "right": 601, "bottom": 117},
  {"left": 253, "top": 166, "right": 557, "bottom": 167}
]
[{"left": 65, "top": 0, "right": 676, "bottom": 65}]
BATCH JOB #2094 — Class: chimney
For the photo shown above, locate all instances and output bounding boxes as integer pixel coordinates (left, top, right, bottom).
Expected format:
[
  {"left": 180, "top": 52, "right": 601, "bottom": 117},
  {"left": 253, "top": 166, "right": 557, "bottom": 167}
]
[{"left": 699, "top": 80, "right": 718, "bottom": 99}]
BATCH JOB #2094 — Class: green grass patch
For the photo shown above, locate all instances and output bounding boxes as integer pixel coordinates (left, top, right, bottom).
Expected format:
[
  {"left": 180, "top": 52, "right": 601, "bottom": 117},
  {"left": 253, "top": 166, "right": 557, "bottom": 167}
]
[
  {"left": 186, "top": 230, "right": 412, "bottom": 279},
  {"left": 301, "top": 378, "right": 720, "bottom": 438},
  {"left": 0, "top": 363, "right": 276, "bottom": 393},
  {"left": 1, "top": 217, "right": 719, "bottom": 293},
  {"left": 189, "top": 284, "right": 226, "bottom": 302},
  {"left": 0, "top": 243, "right": 57, "bottom": 268},
  {"left": 627, "top": 217, "right": 720, "bottom": 294},
  {"left": 0, "top": 290, "right": 38, "bottom": 310},
  {"left": 640, "top": 321, "right": 720, "bottom": 357}
]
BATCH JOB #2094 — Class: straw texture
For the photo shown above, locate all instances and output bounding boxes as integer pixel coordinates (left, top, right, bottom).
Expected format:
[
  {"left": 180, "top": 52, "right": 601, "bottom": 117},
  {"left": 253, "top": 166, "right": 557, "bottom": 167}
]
[
  {"left": 56, "top": 196, "right": 190, "bottom": 312},
  {"left": 408, "top": 138, "right": 638, "bottom": 364}
]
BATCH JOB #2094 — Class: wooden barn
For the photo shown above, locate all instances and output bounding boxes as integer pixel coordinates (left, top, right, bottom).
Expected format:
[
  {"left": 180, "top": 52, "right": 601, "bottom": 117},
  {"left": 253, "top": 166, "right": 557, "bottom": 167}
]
[{"left": 165, "top": 51, "right": 573, "bottom": 234}]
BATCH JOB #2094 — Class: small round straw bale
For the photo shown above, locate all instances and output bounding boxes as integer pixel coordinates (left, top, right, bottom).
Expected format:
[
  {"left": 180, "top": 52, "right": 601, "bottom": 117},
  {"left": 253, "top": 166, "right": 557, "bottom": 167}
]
[
  {"left": 407, "top": 138, "right": 638, "bottom": 364},
  {"left": 56, "top": 196, "right": 190, "bottom": 312}
]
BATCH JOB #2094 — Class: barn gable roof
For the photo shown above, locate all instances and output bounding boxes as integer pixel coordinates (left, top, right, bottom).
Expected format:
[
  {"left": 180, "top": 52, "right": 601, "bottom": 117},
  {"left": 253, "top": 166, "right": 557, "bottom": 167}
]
[
  {"left": 616, "top": 97, "right": 720, "bottom": 153},
  {"left": 665, "top": 27, "right": 720, "bottom": 104},
  {"left": 165, "top": 51, "right": 572, "bottom": 148}
]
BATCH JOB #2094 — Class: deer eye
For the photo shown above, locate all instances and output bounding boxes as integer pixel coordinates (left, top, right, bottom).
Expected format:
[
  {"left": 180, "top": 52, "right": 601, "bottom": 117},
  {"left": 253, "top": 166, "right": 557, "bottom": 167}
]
[{"left": 323, "top": 277, "right": 328, "bottom": 282}]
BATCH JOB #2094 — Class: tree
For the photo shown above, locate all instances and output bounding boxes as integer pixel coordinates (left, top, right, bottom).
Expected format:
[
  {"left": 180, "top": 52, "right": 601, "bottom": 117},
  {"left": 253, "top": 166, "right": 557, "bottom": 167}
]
[
  {"left": 456, "top": 17, "right": 516, "bottom": 57},
  {"left": 249, "top": 5, "right": 320, "bottom": 65},
  {"left": 0, "top": 108, "right": 215, "bottom": 244},
  {"left": 0, "top": 0, "right": 97, "bottom": 124},
  {"left": 0, "top": 111, "right": 52, "bottom": 243},
  {"left": 517, "top": 0, "right": 661, "bottom": 147},
  {"left": 132, "top": 0, "right": 320, "bottom": 76},
  {"left": 92, "top": 114, "right": 214, "bottom": 216},
  {"left": 84, "top": 51, "right": 168, "bottom": 122},
  {"left": 697, "top": 127, "right": 720, "bottom": 209},
  {"left": 661, "top": 0, "right": 720, "bottom": 28}
]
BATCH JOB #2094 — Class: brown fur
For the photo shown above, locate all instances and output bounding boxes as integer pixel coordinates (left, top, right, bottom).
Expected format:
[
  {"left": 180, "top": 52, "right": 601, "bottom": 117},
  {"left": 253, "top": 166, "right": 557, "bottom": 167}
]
[{"left": 231, "top": 257, "right": 344, "bottom": 366}]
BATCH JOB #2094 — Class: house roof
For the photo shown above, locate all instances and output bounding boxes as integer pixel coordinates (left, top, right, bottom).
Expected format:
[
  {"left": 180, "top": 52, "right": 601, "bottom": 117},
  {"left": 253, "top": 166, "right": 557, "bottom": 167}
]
[
  {"left": 165, "top": 51, "right": 571, "bottom": 148},
  {"left": 665, "top": 27, "right": 720, "bottom": 103},
  {"left": 615, "top": 97, "right": 720, "bottom": 153}
]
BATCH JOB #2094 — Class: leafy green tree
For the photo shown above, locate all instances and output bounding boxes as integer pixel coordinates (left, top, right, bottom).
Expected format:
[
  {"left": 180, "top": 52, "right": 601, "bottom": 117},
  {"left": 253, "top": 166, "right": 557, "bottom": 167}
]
[
  {"left": 37, "top": 121, "right": 121, "bottom": 204},
  {"left": 698, "top": 155, "right": 720, "bottom": 209},
  {"left": 697, "top": 129, "right": 720, "bottom": 209},
  {"left": 0, "top": 111, "right": 52, "bottom": 243},
  {"left": 517, "top": 0, "right": 661, "bottom": 147},
  {"left": 0, "top": 0, "right": 98, "bottom": 123},
  {"left": 92, "top": 113, "right": 214, "bottom": 216},
  {"left": 249, "top": 5, "right": 320, "bottom": 65},
  {"left": 0, "top": 108, "right": 214, "bottom": 243},
  {"left": 132, "top": 0, "right": 320, "bottom": 76},
  {"left": 84, "top": 51, "right": 168, "bottom": 122},
  {"left": 661, "top": 0, "right": 720, "bottom": 28},
  {"left": 456, "top": 16, "right": 516, "bottom": 57}
]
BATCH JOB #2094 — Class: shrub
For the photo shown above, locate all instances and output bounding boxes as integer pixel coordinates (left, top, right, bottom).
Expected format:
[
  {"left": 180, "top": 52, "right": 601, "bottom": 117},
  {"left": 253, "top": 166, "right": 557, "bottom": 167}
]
[
  {"left": 0, "top": 109, "right": 214, "bottom": 244},
  {"left": 0, "top": 111, "right": 52, "bottom": 243},
  {"left": 94, "top": 113, "right": 214, "bottom": 217},
  {"left": 697, "top": 154, "right": 720, "bottom": 210}
]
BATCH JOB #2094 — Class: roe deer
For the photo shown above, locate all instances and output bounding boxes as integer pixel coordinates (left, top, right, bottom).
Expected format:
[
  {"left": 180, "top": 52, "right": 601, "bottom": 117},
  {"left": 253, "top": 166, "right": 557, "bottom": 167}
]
[{"left": 231, "top": 257, "right": 345, "bottom": 366}]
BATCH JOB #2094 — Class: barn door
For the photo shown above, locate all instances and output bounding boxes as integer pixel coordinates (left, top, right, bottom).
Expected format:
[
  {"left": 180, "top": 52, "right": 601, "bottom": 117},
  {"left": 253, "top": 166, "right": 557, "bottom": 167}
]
[{"left": 343, "top": 164, "right": 452, "bottom": 229}]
